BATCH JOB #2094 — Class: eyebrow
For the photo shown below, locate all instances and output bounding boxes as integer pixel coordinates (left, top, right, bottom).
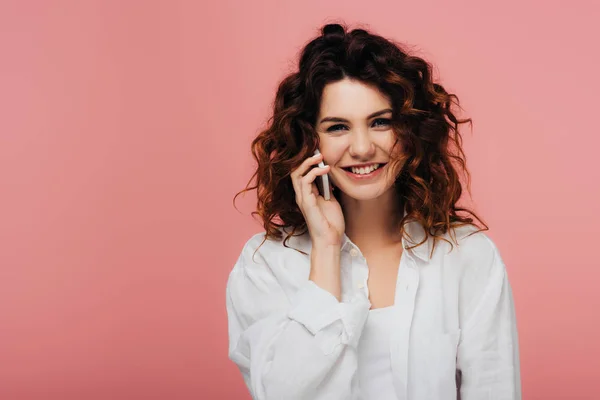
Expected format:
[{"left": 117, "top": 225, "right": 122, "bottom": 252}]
[{"left": 318, "top": 108, "right": 393, "bottom": 125}]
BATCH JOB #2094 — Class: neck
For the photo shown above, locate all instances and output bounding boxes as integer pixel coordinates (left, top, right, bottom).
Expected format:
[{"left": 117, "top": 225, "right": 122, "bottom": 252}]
[{"left": 340, "top": 187, "right": 404, "bottom": 251}]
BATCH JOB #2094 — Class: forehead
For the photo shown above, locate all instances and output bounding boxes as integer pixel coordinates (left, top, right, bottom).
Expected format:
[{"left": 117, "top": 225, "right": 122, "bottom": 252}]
[{"left": 319, "top": 79, "right": 391, "bottom": 117}]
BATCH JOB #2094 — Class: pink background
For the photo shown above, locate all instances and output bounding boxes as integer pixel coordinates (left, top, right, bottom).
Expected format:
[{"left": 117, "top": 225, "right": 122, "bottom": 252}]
[{"left": 1, "top": 1, "right": 599, "bottom": 399}]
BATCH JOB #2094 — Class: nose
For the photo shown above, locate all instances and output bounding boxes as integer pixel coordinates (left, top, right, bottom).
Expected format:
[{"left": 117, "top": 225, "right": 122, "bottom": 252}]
[{"left": 348, "top": 128, "right": 376, "bottom": 159}]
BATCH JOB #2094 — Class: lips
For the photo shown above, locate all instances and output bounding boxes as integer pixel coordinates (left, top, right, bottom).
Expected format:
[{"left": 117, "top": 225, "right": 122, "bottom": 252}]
[
  {"left": 342, "top": 163, "right": 387, "bottom": 173},
  {"left": 342, "top": 163, "right": 387, "bottom": 180}
]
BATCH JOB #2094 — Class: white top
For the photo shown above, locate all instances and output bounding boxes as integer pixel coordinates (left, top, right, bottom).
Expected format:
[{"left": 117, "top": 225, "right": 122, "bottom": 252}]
[
  {"left": 226, "top": 217, "right": 521, "bottom": 400},
  {"left": 358, "top": 306, "right": 397, "bottom": 399}
]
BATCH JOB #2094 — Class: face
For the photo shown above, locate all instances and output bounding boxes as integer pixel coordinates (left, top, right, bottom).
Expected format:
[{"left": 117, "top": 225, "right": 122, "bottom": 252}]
[{"left": 315, "top": 78, "right": 401, "bottom": 201}]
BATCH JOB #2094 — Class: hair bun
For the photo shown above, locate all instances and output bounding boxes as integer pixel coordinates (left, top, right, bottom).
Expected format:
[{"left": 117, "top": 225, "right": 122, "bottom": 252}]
[{"left": 321, "top": 23, "right": 346, "bottom": 41}]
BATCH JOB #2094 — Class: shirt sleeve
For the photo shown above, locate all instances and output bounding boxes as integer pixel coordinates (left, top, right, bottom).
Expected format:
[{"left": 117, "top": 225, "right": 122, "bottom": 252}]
[
  {"left": 226, "top": 236, "right": 371, "bottom": 400},
  {"left": 457, "top": 238, "right": 522, "bottom": 400}
]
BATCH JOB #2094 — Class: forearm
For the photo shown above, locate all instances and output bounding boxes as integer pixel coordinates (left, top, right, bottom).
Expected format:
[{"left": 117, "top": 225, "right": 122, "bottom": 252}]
[
  {"left": 230, "top": 280, "right": 370, "bottom": 400},
  {"left": 309, "top": 244, "right": 342, "bottom": 301},
  {"left": 259, "top": 320, "right": 358, "bottom": 399}
]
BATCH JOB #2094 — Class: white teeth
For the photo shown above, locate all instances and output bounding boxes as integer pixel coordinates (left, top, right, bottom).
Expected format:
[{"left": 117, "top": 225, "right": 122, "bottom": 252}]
[{"left": 351, "top": 163, "right": 380, "bottom": 175}]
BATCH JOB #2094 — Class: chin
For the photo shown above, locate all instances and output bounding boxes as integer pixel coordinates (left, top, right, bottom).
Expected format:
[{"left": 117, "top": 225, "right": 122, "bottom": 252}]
[{"left": 337, "top": 185, "right": 392, "bottom": 201}]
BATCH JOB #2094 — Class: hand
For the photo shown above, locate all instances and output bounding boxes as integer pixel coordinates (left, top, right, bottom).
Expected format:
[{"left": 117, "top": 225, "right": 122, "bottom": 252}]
[{"left": 290, "top": 152, "right": 345, "bottom": 248}]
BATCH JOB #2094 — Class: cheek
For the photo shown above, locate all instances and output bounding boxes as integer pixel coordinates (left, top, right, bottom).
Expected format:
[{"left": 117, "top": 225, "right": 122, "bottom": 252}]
[
  {"left": 383, "top": 132, "right": 401, "bottom": 152},
  {"left": 318, "top": 141, "right": 346, "bottom": 165}
]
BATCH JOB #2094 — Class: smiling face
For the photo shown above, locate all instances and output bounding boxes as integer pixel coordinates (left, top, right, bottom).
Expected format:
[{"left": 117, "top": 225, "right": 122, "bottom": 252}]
[{"left": 315, "top": 78, "right": 401, "bottom": 201}]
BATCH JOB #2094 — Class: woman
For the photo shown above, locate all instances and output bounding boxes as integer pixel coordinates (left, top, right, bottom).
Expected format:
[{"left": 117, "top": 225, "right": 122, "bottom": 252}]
[{"left": 226, "top": 23, "right": 521, "bottom": 400}]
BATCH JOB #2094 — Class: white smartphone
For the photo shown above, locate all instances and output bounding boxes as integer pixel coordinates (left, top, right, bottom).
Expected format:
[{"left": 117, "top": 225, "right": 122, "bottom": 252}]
[{"left": 313, "top": 149, "right": 331, "bottom": 200}]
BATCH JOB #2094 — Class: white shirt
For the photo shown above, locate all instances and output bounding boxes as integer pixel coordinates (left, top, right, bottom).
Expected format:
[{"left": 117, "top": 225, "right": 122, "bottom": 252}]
[
  {"left": 226, "top": 219, "right": 521, "bottom": 400},
  {"left": 357, "top": 306, "right": 397, "bottom": 399}
]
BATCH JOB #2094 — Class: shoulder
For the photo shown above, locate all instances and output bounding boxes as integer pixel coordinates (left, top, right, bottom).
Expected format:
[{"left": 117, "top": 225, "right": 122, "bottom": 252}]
[
  {"left": 444, "top": 224, "right": 507, "bottom": 280},
  {"left": 237, "top": 231, "right": 270, "bottom": 265},
  {"left": 228, "top": 231, "right": 274, "bottom": 282},
  {"left": 234, "top": 229, "right": 309, "bottom": 271},
  {"left": 228, "top": 229, "right": 310, "bottom": 295},
  {"left": 226, "top": 232, "right": 284, "bottom": 322},
  {"left": 451, "top": 224, "right": 499, "bottom": 260}
]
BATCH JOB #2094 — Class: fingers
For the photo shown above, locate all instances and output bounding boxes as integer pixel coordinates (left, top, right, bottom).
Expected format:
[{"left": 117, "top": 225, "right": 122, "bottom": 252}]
[
  {"left": 291, "top": 152, "right": 323, "bottom": 180},
  {"left": 291, "top": 153, "right": 326, "bottom": 204},
  {"left": 301, "top": 165, "right": 330, "bottom": 201}
]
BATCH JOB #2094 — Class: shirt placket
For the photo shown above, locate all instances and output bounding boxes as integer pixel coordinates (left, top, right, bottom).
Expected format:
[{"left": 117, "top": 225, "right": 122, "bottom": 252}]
[
  {"left": 390, "top": 250, "right": 420, "bottom": 400},
  {"left": 348, "top": 245, "right": 369, "bottom": 300}
]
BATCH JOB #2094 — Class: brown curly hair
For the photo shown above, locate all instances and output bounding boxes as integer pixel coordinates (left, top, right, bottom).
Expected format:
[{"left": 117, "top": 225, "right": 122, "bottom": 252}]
[{"left": 234, "top": 22, "right": 488, "bottom": 256}]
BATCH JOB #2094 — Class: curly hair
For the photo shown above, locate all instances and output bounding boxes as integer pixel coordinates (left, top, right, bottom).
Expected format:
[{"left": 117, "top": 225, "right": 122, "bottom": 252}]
[{"left": 234, "top": 22, "right": 488, "bottom": 256}]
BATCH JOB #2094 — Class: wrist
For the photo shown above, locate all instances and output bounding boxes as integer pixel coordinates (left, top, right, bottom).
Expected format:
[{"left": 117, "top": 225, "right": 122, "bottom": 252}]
[
  {"left": 311, "top": 241, "right": 342, "bottom": 254},
  {"left": 309, "top": 245, "right": 342, "bottom": 301}
]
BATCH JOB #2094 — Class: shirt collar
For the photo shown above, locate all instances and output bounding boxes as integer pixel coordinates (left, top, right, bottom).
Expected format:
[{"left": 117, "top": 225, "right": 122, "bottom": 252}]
[{"left": 281, "top": 208, "right": 432, "bottom": 262}]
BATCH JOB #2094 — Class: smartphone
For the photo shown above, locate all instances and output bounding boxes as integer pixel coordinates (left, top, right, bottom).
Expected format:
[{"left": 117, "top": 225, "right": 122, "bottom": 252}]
[{"left": 313, "top": 149, "right": 331, "bottom": 200}]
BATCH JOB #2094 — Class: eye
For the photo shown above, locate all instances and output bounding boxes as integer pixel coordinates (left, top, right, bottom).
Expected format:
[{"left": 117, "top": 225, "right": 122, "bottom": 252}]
[
  {"left": 325, "top": 118, "right": 391, "bottom": 132},
  {"left": 326, "top": 124, "right": 348, "bottom": 132},
  {"left": 372, "top": 118, "right": 391, "bottom": 127}
]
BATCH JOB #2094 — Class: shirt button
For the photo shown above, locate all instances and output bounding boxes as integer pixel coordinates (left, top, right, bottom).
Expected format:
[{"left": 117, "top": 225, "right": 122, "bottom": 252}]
[
  {"left": 405, "top": 284, "right": 410, "bottom": 291},
  {"left": 357, "top": 282, "right": 365, "bottom": 289},
  {"left": 349, "top": 248, "right": 359, "bottom": 257}
]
